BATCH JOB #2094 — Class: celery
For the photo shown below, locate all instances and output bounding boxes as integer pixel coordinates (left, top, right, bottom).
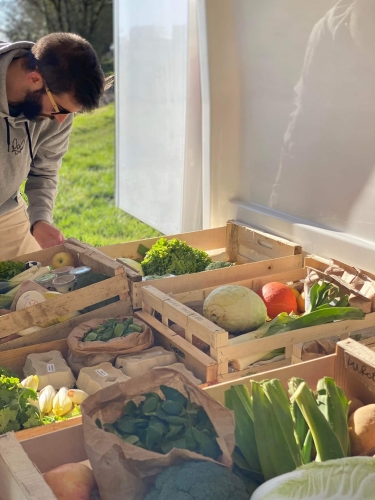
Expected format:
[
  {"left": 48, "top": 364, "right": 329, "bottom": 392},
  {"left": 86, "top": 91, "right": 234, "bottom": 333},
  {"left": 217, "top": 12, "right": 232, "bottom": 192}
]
[
  {"left": 316, "top": 377, "right": 350, "bottom": 456},
  {"left": 291, "top": 381, "right": 345, "bottom": 462},
  {"left": 225, "top": 386, "right": 263, "bottom": 479},
  {"left": 252, "top": 381, "right": 302, "bottom": 480}
]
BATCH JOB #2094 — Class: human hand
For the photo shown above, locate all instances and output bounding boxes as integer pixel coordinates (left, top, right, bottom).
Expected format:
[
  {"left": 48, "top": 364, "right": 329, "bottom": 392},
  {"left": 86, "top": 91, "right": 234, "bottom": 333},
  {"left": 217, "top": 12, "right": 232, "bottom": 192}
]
[{"left": 32, "top": 221, "right": 65, "bottom": 249}]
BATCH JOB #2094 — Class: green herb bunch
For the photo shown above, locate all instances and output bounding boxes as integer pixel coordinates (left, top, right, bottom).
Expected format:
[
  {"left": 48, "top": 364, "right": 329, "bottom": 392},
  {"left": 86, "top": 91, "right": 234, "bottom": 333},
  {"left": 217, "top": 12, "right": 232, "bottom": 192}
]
[
  {"left": 141, "top": 238, "right": 212, "bottom": 276},
  {"left": 0, "top": 373, "right": 42, "bottom": 434},
  {"left": 97, "top": 385, "right": 221, "bottom": 460},
  {"left": 0, "top": 260, "right": 25, "bottom": 281}
]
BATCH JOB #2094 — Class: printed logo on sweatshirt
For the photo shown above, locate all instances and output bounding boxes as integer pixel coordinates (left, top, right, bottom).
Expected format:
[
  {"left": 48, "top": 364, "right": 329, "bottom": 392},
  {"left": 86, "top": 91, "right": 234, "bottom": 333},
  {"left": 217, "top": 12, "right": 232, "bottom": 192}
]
[{"left": 11, "top": 138, "right": 25, "bottom": 155}]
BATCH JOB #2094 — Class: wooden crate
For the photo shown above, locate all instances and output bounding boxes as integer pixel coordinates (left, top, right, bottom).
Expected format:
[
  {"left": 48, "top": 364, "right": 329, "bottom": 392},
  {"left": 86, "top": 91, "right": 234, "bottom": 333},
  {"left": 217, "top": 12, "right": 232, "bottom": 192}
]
[
  {"left": 291, "top": 334, "right": 375, "bottom": 365},
  {"left": 136, "top": 255, "right": 375, "bottom": 384},
  {"left": 99, "top": 220, "right": 303, "bottom": 309},
  {"left": 0, "top": 338, "right": 373, "bottom": 500},
  {"left": 0, "top": 239, "right": 132, "bottom": 346},
  {"left": 204, "top": 338, "right": 375, "bottom": 408}
]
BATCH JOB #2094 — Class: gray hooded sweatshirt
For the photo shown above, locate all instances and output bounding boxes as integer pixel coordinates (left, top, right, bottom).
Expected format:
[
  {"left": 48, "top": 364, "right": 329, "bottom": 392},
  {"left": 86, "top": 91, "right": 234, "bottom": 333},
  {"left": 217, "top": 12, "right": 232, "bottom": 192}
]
[{"left": 0, "top": 41, "right": 73, "bottom": 228}]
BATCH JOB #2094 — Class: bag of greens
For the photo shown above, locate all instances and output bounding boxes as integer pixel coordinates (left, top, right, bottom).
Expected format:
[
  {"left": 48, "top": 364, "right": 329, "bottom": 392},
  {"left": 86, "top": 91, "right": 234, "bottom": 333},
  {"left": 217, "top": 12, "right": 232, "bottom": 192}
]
[
  {"left": 81, "top": 367, "right": 235, "bottom": 500},
  {"left": 67, "top": 316, "right": 153, "bottom": 374}
]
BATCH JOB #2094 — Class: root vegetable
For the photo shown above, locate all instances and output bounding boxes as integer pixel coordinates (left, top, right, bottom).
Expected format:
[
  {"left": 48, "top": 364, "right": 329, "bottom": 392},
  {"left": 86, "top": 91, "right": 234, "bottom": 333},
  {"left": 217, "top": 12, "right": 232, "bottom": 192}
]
[
  {"left": 43, "top": 463, "right": 97, "bottom": 500},
  {"left": 349, "top": 404, "right": 375, "bottom": 455},
  {"left": 348, "top": 397, "right": 364, "bottom": 417}
]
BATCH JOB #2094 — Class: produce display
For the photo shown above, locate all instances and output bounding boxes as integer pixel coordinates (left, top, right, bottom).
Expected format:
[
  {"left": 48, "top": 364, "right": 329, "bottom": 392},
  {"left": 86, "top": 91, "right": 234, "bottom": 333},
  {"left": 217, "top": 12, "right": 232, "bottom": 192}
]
[
  {"left": 96, "top": 385, "right": 222, "bottom": 459},
  {"left": 203, "top": 281, "right": 365, "bottom": 369},
  {"left": 223, "top": 372, "right": 375, "bottom": 498},
  {"left": 83, "top": 317, "right": 143, "bottom": 342}
]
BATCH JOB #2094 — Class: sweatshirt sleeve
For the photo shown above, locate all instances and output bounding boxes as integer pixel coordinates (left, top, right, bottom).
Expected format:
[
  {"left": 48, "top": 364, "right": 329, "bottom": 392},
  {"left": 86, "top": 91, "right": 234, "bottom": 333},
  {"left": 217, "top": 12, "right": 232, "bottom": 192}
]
[{"left": 25, "top": 115, "right": 73, "bottom": 228}]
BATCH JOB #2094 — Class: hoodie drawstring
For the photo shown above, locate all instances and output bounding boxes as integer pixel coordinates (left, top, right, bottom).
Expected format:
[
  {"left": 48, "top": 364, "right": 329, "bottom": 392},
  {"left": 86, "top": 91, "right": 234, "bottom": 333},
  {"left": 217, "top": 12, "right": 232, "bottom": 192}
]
[
  {"left": 4, "top": 117, "right": 10, "bottom": 152},
  {"left": 4, "top": 117, "right": 35, "bottom": 167},
  {"left": 24, "top": 122, "right": 35, "bottom": 167}
]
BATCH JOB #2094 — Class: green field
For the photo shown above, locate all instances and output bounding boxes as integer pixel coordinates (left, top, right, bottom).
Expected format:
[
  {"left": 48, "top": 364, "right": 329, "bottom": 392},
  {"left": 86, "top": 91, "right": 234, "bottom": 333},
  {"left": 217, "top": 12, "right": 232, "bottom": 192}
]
[{"left": 53, "top": 103, "right": 162, "bottom": 246}]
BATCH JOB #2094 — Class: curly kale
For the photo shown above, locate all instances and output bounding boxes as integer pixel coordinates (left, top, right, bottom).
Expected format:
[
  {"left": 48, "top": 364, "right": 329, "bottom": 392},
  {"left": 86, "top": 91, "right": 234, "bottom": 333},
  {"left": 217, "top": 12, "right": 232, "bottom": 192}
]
[
  {"left": 141, "top": 238, "right": 212, "bottom": 276},
  {"left": 205, "top": 261, "right": 234, "bottom": 271},
  {"left": 145, "top": 461, "right": 248, "bottom": 500}
]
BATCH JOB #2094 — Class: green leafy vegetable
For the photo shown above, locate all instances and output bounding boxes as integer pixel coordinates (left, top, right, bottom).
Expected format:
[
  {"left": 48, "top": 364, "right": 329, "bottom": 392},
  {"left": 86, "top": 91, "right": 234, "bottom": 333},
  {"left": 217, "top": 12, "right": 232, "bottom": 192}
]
[
  {"left": 141, "top": 238, "right": 212, "bottom": 276},
  {"left": 250, "top": 457, "right": 375, "bottom": 500},
  {"left": 0, "top": 260, "right": 26, "bottom": 281},
  {"left": 98, "top": 385, "right": 221, "bottom": 460},
  {"left": 83, "top": 317, "right": 142, "bottom": 342},
  {"left": 0, "top": 373, "right": 42, "bottom": 434},
  {"left": 205, "top": 261, "right": 234, "bottom": 271}
]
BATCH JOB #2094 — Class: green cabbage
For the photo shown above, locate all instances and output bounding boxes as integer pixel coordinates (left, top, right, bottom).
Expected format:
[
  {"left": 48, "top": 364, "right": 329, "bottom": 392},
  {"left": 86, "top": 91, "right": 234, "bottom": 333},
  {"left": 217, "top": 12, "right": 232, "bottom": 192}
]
[
  {"left": 250, "top": 457, "right": 375, "bottom": 500},
  {"left": 203, "top": 285, "right": 267, "bottom": 333}
]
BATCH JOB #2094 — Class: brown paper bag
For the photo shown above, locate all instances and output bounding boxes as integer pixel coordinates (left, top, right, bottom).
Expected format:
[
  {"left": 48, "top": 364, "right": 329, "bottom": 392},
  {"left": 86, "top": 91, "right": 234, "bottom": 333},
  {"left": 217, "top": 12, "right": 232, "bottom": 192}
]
[
  {"left": 67, "top": 316, "right": 153, "bottom": 374},
  {"left": 81, "top": 368, "right": 235, "bottom": 500},
  {"left": 301, "top": 338, "right": 337, "bottom": 361}
]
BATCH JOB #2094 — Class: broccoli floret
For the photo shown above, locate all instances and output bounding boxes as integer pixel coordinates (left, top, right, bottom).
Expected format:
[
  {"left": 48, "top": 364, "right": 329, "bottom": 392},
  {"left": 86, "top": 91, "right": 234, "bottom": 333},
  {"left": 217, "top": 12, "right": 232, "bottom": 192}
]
[
  {"left": 141, "top": 238, "right": 212, "bottom": 276},
  {"left": 145, "top": 461, "right": 248, "bottom": 500},
  {"left": 205, "top": 261, "right": 234, "bottom": 271}
]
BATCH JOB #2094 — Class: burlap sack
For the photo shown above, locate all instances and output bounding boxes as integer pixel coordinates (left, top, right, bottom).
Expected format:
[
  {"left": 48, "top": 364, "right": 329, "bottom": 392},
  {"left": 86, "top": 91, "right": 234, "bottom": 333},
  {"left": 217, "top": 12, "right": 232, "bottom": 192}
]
[
  {"left": 67, "top": 316, "right": 153, "bottom": 374},
  {"left": 81, "top": 367, "right": 235, "bottom": 500}
]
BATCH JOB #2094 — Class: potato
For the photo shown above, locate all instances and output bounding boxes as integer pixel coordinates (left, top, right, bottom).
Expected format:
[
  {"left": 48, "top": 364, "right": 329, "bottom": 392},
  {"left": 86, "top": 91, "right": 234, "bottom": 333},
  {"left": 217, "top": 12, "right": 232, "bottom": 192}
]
[
  {"left": 348, "top": 397, "right": 364, "bottom": 417},
  {"left": 43, "top": 463, "right": 97, "bottom": 500},
  {"left": 349, "top": 404, "right": 375, "bottom": 456}
]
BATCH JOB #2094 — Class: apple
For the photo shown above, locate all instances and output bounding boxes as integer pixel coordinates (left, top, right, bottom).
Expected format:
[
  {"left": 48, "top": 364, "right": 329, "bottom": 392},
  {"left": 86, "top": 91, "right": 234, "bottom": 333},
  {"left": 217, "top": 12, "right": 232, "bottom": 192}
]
[{"left": 51, "top": 251, "right": 75, "bottom": 269}]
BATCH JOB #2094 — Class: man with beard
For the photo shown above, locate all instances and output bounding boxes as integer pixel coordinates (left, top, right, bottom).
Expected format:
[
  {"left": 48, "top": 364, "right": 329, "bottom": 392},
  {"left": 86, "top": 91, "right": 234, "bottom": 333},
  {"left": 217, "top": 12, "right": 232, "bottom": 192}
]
[{"left": 0, "top": 33, "right": 106, "bottom": 259}]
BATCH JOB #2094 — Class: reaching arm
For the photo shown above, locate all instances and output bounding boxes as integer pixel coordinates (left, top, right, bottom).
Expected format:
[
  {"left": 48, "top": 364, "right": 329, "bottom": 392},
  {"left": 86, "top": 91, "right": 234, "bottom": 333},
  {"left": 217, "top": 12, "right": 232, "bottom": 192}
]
[{"left": 25, "top": 115, "right": 73, "bottom": 247}]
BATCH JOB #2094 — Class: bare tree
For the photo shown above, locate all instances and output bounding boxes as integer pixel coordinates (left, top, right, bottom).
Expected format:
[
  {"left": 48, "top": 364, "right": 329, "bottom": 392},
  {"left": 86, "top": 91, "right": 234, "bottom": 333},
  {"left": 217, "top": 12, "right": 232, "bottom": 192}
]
[{"left": 0, "top": 0, "right": 113, "bottom": 59}]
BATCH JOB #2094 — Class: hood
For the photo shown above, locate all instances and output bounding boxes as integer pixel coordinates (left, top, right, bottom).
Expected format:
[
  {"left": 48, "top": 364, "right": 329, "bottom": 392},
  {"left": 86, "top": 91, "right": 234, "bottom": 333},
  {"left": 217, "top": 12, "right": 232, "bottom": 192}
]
[{"left": 0, "top": 40, "right": 34, "bottom": 117}]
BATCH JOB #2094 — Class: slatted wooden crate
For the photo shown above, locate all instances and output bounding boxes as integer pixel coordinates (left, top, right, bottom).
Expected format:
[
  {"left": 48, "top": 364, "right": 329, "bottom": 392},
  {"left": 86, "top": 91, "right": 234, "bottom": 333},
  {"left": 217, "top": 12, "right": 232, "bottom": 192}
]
[
  {"left": 99, "top": 220, "right": 303, "bottom": 309},
  {"left": 204, "top": 338, "right": 375, "bottom": 406},
  {"left": 136, "top": 256, "right": 375, "bottom": 384},
  {"left": 0, "top": 239, "right": 131, "bottom": 348},
  {"left": 0, "top": 300, "right": 132, "bottom": 442}
]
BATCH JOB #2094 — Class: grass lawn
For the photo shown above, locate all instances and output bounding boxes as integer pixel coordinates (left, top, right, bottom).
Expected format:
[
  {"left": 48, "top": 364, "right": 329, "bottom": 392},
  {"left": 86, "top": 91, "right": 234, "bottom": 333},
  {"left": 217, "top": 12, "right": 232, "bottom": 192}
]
[{"left": 53, "top": 103, "right": 162, "bottom": 246}]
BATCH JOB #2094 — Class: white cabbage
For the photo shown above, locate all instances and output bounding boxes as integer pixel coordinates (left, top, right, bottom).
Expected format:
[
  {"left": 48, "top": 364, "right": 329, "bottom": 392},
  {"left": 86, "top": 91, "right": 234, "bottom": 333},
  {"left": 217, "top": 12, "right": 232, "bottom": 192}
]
[
  {"left": 251, "top": 457, "right": 375, "bottom": 500},
  {"left": 203, "top": 285, "right": 267, "bottom": 333}
]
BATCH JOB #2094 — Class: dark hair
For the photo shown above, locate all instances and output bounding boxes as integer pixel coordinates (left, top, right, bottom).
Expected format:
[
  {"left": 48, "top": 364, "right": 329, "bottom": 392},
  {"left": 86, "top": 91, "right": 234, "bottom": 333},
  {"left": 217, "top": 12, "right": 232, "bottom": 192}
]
[{"left": 24, "top": 32, "right": 106, "bottom": 111}]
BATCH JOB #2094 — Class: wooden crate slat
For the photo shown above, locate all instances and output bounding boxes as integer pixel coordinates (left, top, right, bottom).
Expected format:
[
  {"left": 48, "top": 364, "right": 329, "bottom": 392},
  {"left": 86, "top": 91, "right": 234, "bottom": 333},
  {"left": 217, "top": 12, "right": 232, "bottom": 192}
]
[
  {"left": 0, "top": 299, "right": 132, "bottom": 351},
  {"left": 16, "top": 418, "right": 82, "bottom": 442},
  {"left": 141, "top": 286, "right": 227, "bottom": 348},
  {"left": 204, "top": 354, "right": 336, "bottom": 405},
  {"left": 0, "top": 274, "right": 128, "bottom": 337},
  {"left": 99, "top": 226, "right": 227, "bottom": 259},
  {"left": 131, "top": 254, "right": 303, "bottom": 309},
  {"left": 220, "top": 312, "right": 375, "bottom": 361},
  {"left": 135, "top": 311, "right": 218, "bottom": 383}
]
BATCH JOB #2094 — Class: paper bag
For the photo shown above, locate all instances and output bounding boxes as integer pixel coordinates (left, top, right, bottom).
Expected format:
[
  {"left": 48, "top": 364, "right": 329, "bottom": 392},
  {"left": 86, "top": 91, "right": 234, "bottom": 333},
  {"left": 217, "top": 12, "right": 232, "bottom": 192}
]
[
  {"left": 67, "top": 316, "right": 153, "bottom": 374},
  {"left": 81, "top": 368, "right": 235, "bottom": 500},
  {"left": 301, "top": 338, "right": 337, "bottom": 361}
]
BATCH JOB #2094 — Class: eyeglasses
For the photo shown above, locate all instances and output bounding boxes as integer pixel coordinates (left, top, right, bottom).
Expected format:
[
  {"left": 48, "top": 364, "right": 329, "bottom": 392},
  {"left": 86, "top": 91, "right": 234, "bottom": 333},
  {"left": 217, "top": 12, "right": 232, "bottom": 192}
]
[{"left": 44, "top": 83, "right": 72, "bottom": 115}]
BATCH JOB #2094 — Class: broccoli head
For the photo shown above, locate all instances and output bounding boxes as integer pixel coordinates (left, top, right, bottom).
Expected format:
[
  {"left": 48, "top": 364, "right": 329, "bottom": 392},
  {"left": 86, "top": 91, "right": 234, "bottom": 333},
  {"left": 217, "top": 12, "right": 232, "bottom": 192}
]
[
  {"left": 141, "top": 238, "right": 212, "bottom": 276},
  {"left": 144, "top": 460, "right": 248, "bottom": 500},
  {"left": 205, "top": 261, "right": 234, "bottom": 271}
]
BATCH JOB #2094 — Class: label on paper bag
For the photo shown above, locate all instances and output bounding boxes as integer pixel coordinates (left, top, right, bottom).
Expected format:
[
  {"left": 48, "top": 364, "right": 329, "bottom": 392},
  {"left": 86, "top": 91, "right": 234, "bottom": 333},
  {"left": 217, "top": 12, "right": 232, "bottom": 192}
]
[
  {"left": 95, "top": 369, "right": 108, "bottom": 378},
  {"left": 47, "top": 364, "right": 55, "bottom": 373}
]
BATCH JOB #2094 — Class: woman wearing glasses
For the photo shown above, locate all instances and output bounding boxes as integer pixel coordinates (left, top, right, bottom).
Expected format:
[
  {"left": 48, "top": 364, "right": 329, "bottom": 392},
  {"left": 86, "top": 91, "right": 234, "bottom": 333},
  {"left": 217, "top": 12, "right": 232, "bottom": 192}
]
[{"left": 0, "top": 32, "right": 106, "bottom": 259}]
